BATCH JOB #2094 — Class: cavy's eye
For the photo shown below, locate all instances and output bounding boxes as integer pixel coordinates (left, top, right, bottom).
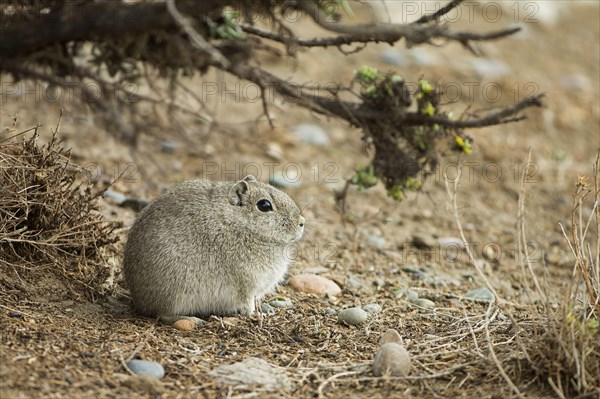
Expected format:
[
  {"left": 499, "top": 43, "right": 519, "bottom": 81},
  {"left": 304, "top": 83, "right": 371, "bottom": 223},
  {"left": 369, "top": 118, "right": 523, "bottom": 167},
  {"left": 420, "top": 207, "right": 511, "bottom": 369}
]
[{"left": 256, "top": 199, "right": 273, "bottom": 212}]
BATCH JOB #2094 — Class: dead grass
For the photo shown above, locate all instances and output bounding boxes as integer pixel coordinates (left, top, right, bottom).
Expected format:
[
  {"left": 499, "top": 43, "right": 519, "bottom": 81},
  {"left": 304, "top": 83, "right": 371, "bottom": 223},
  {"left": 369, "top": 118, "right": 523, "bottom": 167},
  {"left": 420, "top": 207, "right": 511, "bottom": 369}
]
[
  {"left": 0, "top": 123, "right": 120, "bottom": 301},
  {"left": 519, "top": 151, "right": 600, "bottom": 398}
]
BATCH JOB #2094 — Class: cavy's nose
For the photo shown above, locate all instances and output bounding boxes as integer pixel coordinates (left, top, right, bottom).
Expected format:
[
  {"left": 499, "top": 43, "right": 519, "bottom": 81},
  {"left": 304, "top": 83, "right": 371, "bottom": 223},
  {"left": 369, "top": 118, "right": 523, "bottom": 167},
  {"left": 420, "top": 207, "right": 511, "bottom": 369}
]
[{"left": 298, "top": 216, "right": 305, "bottom": 228}]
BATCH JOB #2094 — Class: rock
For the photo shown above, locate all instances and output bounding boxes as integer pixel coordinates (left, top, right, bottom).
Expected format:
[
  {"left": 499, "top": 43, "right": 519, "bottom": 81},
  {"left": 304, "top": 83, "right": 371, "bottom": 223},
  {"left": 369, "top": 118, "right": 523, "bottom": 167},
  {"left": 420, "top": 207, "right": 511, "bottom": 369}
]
[
  {"left": 323, "top": 307, "right": 337, "bottom": 316},
  {"left": 160, "top": 140, "right": 178, "bottom": 153},
  {"left": 126, "top": 360, "right": 165, "bottom": 379},
  {"left": 380, "top": 51, "right": 406, "bottom": 66},
  {"left": 269, "top": 170, "right": 302, "bottom": 188},
  {"left": 270, "top": 299, "right": 293, "bottom": 308},
  {"left": 338, "top": 307, "right": 368, "bottom": 326},
  {"left": 9, "top": 311, "right": 23, "bottom": 318},
  {"left": 379, "top": 329, "right": 403, "bottom": 346},
  {"left": 173, "top": 319, "right": 196, "bottom": 331},
  {"left": 103, "top": 190, "right": 126, "bottom": 204},
  {"left": 208, "top": 357, "right": 292, "bottom": 392},
  {"left": 483, "top": 244, "right": 500, "bottom": 261},
  {"left": 345, "top": 277, "right": 364, "bottom": 294},
  {"left": 395, "top": 288, "right": 419, "bottom": 302},
  {"left": 437, "top": 237, "right": 465, "bottom": 249},
  {"left": 401, "top": 267, "right": 431, "bottom": 283},
  {"left": 291, "top": 124, "right": 330, "bottom": 146},
  {"left": 266, "top": 142, "right": 284, "bottom": 160},
  {"left": 414, "top": 298, "right": 436, "bottom": 309},
  {"left": 260, "top": 303, "right": 275, "bottom": 315},
  {"left": 373, "top": 278, "right": 386, "bottom": 288},
  {"left": 367, "top": 236, "right": 388, "bottom": 250},
  {"left": 559, "top": 74, "right": 591, "bottom": 92},
  {"left": 362, "top": 303, "right": 382, "bottom": 315},
  {"left": 373, "top": 343, "right": 412, "bottom": 377},
  {"left": 470, "top": 59, "right": 511, "bottom": 77},
  {"left": 412, "top": 233, "right": 436, "bottom": 248},
  {"left": 465, "top": 287, "right": 495, "bottom": 302},
  {"left": 288, "top": 274, "right": 341, "bottom": 297}
]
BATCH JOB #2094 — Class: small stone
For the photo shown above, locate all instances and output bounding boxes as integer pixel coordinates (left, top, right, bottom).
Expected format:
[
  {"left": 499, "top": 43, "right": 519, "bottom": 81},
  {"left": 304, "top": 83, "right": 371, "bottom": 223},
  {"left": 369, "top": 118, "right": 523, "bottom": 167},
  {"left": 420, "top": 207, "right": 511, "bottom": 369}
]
[
  {"left": 380, "top": 51, "right": 406, "bottom": 66},
  {"left": 379, "top": 329, "right": 403, "bottom": 346},
  {"left": 559, "top": 74, "right": 591, "bottom": 92},
  {"left": 437, "top": 237, "right": 465, "bottom": 249},
  {"left": 414, "top": 298, "right": 436, "bottom": 309},
  {"left": 160, "top": 140, "right": 179, "bottom": 153},
  {"left": 9, "top": 311, "right": 23, "bottom": 318},
  {"left": 367, "top": 236, "right": 388, "bottom": 250},
  {"left": 465, "top": 287, "right": 495, "bottom": 302},
  {"left": 373, "top": 343, "right": 412, "bottom": 377},
  {"left": 372, "top": 278, "right": 385, "bottom": 288},
  {"left": 483, "top": 244, "right": 500, "bottom": 261},
  {"left": 266, "top": 142, "right": 284, "bottom": 160},
  {"left": 103, "top": 190, "right": 126, "bottom": 204},
  {"left": 291, "top": 124, "right": 330, "bottom": 146},
  {"left": 288, "top": 274, "right": 341, "bottom": 297},
  {"left": 269, "top": 170, "right": 301, "bottom": 188},
  {"left": 208, "top": 357, "right": 292, "bottom": 391},
  {"left": 270, "top": 299, "right": 293, "bottom": 308},
  {"left": 470, "top": 59, "right": 510, "bottom": 77},
  {"left": 260, "top": 303, "right": 275, "bottom": 315},
  {"left": 362, "top": 303, "right": 382, "bottom": 315},
  {"left": 173, "top": 319, "right": 196, "bottom": 331},
  {"left": 338, "top": 307, "right": 368, "bottom": 326},
  {"left": 412, "top": 233, "right": 436, "bottom": 248},
  {"left": 323, "top": 307, "right": 336, "bottom": 316},
  {"left": 345, "top": 277, "right": 364, "bottom": 294},
  {"left": 126, "top": 360, "right": 165, "bottom": 379},
  {"left": 395, "top": 288, "right": 419, "bottom": 302}
]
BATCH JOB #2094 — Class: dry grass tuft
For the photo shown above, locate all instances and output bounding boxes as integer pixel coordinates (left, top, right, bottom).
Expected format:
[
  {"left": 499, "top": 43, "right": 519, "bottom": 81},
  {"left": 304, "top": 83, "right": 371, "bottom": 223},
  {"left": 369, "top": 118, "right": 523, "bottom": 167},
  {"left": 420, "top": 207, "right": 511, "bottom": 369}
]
[
  {"left": 519, "top": 151, "right": 600, "bottom": 398},
  {"left": 0, "top": 125, "right": 120, "bottom": 301}
]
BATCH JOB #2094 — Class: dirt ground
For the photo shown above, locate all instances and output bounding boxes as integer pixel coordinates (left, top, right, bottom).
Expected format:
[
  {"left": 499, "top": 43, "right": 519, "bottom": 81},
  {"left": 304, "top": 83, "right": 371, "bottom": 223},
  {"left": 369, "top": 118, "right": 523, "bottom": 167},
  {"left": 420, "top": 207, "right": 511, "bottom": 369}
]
[{"left": 1, "top": 2, "right": 599, "bottom": 399}]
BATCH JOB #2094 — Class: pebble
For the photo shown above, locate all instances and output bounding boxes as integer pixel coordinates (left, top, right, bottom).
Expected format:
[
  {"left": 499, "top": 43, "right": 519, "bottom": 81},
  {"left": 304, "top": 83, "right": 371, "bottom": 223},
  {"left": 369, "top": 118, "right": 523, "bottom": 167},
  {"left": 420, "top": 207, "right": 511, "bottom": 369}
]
[
  {"left": 260, "top": 303, "right": 276, "bottom": 315},
  {"left": 465, "top": 287, "right": 495, "bottom": 302},
  {"left": 323, "top": 307, "right": 337, "bottom": 316},
  {"left": 9, "top": 311, "right": 23, "bottom": 318},
  {"left": 288, "top": 274, "right": 341, "bottom": 297},
  {"left": 559, "top": 74, "right": 591, "bottom": 92},
  {"left": 362, "top": 303, "right": 382, "bottom": 315},
  {"left": 160, "top": 140, "right": 179, "bottom": 153},
  {"left": 395, "top": 288, "right": 419, "bottom": 302},
  {"left": 345, "top": 277, "right": 364, "bottom": 294},
  {"left": 437, "top": 237, "right": 465, "bottom": 249},
  {"left": 173, "top": 319, "right": 196, "bottom": 331},
  {"left": 412, "top": 233, "right": 436, "bottom": 248},
  {"left": 338, "top": 307, "right": 368, "bottom": 326},
  {"left": 103, "top": 190, "right": 126, "bottom": 204},
  {"left": 483, "top": 244, "right": 500, "bottom": 261},
  {"left": 269, "top": 170, "right": 302, "bottom": 188},
  {"left": 126, "top": 360, "right": 165, "bottom": 379},
  {"left": 373, "top": 343, "right": 412, "bottom": 377},
  {"left": 291, "top": 124, "right": 330, "bottom": 146},
  {"left": 380, "top": 51, "right": 406, "bottom": 66},
  {"left": 367, "top": 236, "right": 388, "bottom": 250},
  {"left": 470, "top": 59, "right": 511, "bottom": 77},
  {"left": 208, "top": 357, "right": 292, "bottom": 391},
  {"left": 379, "top": 329, "right": 403, "bottom": 346},
  {"left": 414, "top": 298, "right": 436, "bottom": 309},
  {"left": 270, "top": 299, "right": 293, "bottom": 308}
]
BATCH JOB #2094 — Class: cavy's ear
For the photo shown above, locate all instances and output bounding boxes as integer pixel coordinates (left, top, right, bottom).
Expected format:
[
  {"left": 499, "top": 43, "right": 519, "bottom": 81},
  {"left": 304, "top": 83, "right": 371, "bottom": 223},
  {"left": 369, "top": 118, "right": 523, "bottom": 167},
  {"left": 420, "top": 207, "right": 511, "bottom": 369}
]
[
  {"left": 243, "top": 175, "right": 257, "bottom": 182},
  {"left": 228, "top": 179, "right": 250, "bottom": 206}
]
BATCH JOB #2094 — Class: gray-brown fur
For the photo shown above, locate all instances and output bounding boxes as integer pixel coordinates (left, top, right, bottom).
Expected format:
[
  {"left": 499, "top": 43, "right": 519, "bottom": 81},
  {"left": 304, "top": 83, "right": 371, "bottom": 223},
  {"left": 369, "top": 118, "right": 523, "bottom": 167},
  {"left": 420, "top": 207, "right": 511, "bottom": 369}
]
[{"left": 123, "top": 175, "right": 304, "bottom": 323}]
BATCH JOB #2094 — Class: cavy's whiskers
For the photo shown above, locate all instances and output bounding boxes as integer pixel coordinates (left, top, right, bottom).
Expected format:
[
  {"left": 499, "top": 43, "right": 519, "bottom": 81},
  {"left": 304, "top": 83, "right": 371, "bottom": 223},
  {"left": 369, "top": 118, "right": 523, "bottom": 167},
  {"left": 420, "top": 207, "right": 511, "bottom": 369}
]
[{"left": 299, "top": 198, "right": 314, "bottom": 214}]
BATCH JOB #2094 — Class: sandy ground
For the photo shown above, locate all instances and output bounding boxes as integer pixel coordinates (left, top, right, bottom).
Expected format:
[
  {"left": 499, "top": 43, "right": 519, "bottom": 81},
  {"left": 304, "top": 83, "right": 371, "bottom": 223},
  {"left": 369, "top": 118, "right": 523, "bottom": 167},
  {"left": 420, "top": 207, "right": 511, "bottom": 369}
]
[{"left": 1, "top": 2, "right": 599, "bottom": 398}]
